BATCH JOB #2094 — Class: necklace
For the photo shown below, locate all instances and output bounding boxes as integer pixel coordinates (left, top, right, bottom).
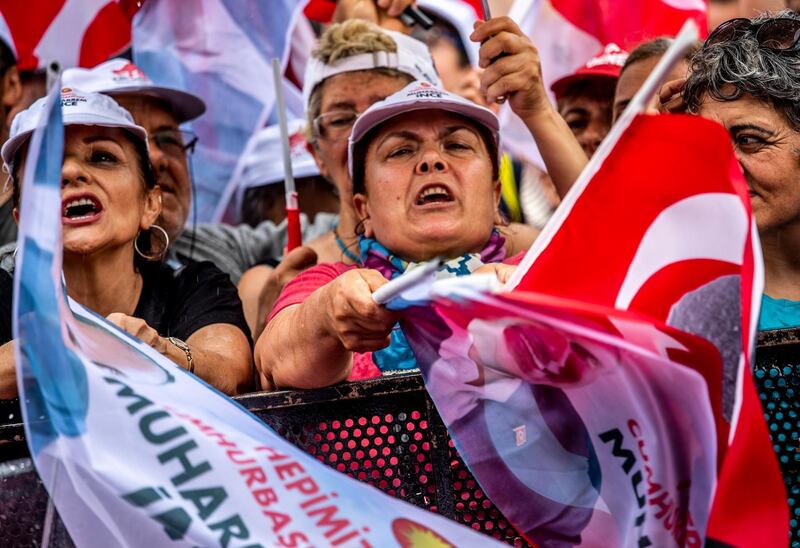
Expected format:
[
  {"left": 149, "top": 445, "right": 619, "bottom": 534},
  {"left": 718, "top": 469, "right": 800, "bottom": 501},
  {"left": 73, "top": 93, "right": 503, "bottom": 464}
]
[{"left": 332, "top": 223, "right": 360, "bottom": 263}]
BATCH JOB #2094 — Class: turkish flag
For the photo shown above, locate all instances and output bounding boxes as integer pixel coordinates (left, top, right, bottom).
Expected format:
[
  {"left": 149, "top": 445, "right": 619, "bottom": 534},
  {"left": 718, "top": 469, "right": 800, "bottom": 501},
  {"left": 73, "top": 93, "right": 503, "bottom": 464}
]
[
  {"left": 399, "top": 113, "right": 787, "bottom": 546},
  {"left": 0, "top": 0, "right": 140, "bottom": 71},
  {"left": 509, "top": 113, "right": 788, "bottom": 546}
]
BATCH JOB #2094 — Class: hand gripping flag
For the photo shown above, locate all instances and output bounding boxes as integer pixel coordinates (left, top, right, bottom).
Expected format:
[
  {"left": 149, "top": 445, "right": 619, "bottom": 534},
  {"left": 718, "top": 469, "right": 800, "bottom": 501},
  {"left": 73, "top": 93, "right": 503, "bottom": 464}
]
[
  {"left": 397, "top": 112, "right": 789, "bottom": 547},
  {"left": 14, "top": 81, "right": 502, "bottom": 547}
]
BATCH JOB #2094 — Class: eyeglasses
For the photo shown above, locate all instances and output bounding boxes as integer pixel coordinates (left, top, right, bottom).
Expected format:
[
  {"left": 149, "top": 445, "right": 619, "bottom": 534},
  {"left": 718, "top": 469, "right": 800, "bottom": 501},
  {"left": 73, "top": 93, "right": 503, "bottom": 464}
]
[
  {"left": 705, "top": 17, "right": 800, "bottom": 51},
  {"left": 150, "top": 129, "right": 198, "bottom": 158},
  {"left": 312, "top": 110, "right": 361, "bottom": 142}
]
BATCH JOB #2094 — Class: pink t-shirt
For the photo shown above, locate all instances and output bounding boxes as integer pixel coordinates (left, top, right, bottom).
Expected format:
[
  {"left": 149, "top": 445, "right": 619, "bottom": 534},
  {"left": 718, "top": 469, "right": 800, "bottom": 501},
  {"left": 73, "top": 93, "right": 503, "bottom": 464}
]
[
  {"left": 268, "top": 262, "right": 381, "bottom": 381},
  {"left": 267, "top": 252, "right": 527, "bottom": 381}
]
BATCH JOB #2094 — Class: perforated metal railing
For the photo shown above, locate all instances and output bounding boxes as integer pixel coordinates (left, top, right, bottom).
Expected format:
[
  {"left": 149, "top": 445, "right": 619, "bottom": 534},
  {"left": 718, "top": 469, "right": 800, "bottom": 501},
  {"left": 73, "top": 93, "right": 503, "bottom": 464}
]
[
  {"left": 238, "top": 374, "right": 529, "bottom": 546},
  {"left": 2, "top": 328, "right": 799, "bottom": 547},
  {"left": 0, "top": 373, "right": 528, "bottom": 547}
]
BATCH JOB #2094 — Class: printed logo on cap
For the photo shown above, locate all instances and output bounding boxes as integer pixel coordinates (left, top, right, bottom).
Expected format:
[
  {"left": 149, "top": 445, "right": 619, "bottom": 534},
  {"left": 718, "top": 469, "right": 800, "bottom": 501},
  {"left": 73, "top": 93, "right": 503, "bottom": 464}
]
[
  {"left": 585, "top": 43, "right": 628, "bottom": 69},
  {"left": 110, "top": 62, "right": 148, "bottom": 83},
  {"left": 61, "top": 88, "right": 88, "bottom": 107},
  {"left": 289, "top": 130, "right": 308, "bottom": 159},
  {"left": 406, "top": 81, "right": 446, "bottom": 100}
]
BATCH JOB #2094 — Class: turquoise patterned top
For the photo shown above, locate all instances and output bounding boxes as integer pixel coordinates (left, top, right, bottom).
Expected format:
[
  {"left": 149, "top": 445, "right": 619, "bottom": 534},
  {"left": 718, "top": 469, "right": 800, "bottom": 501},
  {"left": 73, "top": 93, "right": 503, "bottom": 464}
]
[{"left": 757, "top": 294, "right": 800, "bottom": 546}]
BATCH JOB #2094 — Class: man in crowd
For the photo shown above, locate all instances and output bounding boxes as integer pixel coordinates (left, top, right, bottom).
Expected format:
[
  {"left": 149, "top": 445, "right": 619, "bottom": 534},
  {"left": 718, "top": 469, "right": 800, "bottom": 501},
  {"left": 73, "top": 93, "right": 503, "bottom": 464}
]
[{"left": 550, "top": 43, "right": 628, "bottom": 160}]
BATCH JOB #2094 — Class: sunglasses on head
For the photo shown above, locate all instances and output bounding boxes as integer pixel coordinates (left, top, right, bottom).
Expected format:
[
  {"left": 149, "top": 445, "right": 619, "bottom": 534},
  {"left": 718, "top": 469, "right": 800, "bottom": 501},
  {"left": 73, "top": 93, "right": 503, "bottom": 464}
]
[{"left": 705, "top": 17, "right": 800, "bottom": 51}]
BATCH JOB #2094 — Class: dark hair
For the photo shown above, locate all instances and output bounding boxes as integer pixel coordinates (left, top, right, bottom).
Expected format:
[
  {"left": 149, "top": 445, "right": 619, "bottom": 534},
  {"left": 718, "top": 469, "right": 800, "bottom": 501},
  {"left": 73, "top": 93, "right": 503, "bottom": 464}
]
[
  {"left": 11, "top": 128, "right": 158, "bottom": 269},
  {"left": 683, "top": 10, "right": 800, "bottom": 130},
  {"left": 621, "top": 36, "right": 701, "bottom": 77},
  {"left": 0, "top": 39, "right": 16, "bottom": 77},
  {"left": 239, "top": 175, "right": 330, "bottom": 227},
  {"left": 558, "top": 77, "right": 617, "bottom": 104},
  {"left": 351, "top": 111, "right": 499, "bottom": 195}
]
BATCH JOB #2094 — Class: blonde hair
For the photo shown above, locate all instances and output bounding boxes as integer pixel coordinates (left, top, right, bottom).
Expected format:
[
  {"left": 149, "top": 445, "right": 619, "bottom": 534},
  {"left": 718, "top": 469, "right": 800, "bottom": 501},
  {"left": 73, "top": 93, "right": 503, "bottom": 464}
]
[
  {"left": 314, "top": 19, "right": 398, "bottom": 63},
  {"left": 306, "top": 20, "right": 413, "bottom": 143}
]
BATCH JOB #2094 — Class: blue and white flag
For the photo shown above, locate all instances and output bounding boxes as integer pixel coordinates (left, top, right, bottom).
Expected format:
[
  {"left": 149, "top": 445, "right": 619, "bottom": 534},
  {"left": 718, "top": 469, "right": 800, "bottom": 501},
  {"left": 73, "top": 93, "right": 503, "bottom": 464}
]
[
  {"left": 14, "top": 79, "right": 500, "bottom": 548},
  {"left": 132, "top": 0, "right": 307, "bottom": 223}
]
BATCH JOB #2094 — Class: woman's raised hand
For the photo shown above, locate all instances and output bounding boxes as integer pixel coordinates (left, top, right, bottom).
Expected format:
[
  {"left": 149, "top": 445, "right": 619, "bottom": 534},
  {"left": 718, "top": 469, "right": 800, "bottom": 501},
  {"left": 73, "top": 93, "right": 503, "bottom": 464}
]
[
  {"left": 471, "top": 17, "right": 550, "bottom": 119},
  {"left": 322, "top": 269, "right": 401, "bottom": 353},
  {"left": 107, "top": 313, "right": 168, "bottom": 355}
]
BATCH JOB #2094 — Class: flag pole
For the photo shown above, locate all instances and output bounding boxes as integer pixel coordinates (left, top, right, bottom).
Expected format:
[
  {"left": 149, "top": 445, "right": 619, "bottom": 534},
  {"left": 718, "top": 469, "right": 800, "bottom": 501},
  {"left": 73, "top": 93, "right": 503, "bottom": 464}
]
[
  {"left": 373, "top": 259, "right": 440, "bottom": 305},
  {"left": 480, "top": 0, "right": 491, "bottom": 20},
  {"left": 272, "top": 57, "right": 302, "bottom": 252}
]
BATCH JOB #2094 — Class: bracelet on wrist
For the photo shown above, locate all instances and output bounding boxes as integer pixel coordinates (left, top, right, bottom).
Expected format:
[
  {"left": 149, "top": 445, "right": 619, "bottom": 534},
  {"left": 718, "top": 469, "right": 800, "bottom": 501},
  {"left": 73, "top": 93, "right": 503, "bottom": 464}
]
[{"left": 166, "top": 337, "right": 194, "bottom": 374}]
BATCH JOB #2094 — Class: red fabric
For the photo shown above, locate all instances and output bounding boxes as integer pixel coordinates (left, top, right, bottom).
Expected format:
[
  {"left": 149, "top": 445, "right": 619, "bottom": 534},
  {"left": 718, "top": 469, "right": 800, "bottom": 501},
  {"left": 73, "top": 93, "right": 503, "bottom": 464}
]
[
  {"left": 303, "top": 0, "right": 336, "bottom": 22},
  {"left": 504, "top": 251, "right": 525, "bottom": 266},
  {"left": 268, "top": 262, "right": 381, "bottom": 381},
  {"left": 0, "top": 0, "right": 139, "bottom": 71},
  {"left": 550, "top": 0, "right": 708, "bottom": 48},
  {"left": 514, "top": 114, "right": 788, "bottom": 546},
  {"left": 78, "top": 1, "right": 135, "bottom": 68},
  {"left": 0, "top": 0, "right": 64, "bottom": 70},
  {"left": 550, "top": 43, "right": 628, "bottom": 99}
]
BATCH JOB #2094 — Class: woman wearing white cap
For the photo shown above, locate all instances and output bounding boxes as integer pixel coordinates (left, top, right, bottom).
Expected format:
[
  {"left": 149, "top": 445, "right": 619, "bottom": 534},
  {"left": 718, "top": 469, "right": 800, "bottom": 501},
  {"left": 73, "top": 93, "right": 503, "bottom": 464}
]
[
  {"left": 0, "top": 89, "right": 253, "bottom": 398},
  {"left": 300, "top": 19, "right": 445, "bottom": 265},
  {"left": 256, "top": 81, "right": 517, "bottom": 390},
  {"left": 241, "top": 17, "right": 551, "bottom": 341},
  {"left": 238, "top": 18, "right": 455, "bottom": 344}
]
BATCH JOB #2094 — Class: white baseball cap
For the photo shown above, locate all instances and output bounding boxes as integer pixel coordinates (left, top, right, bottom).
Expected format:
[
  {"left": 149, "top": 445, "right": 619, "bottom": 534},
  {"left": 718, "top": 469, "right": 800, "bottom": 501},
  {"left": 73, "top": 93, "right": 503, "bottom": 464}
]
[
  {"left": 238, "top": 119, "right": 320, "bottom": 190},
  {"left": 348, "top": 80, "right": 499, "bottom": 179},
  {"left": 229, "top": 119, "right": 321, "bottom": 216},
  {"left": 2, "top": 88, "right": 148, "bottom": 167},
  {"left": 62, "top": 58, "right": 206, "bottom": 123},
  {"left": 302, "top": 29, "right": 441, "bottom": 108}
]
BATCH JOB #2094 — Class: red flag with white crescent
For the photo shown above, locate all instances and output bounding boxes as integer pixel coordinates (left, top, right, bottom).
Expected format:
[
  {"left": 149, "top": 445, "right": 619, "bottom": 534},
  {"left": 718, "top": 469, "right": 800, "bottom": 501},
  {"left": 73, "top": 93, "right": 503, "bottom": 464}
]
[
  {"left": 400, "top": 113, "right": 788, "bottom": 546},
  {"left": 0, "top": 0, "right": 140, "bottom": 71}
]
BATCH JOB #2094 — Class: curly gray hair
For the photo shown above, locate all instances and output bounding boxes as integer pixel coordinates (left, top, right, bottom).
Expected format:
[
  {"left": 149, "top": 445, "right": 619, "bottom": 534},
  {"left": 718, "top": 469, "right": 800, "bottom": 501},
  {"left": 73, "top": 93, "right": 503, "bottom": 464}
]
[{"left": 683, "top": 10, "right": 800, "bottom": 130}]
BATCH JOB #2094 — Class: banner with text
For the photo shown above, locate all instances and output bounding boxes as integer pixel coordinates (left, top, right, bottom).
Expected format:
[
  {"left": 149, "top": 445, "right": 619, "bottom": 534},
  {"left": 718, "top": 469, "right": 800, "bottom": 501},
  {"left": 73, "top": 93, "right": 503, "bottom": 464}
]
[{"left": 13, "top": 79, "right": 500, "bottom": 548}]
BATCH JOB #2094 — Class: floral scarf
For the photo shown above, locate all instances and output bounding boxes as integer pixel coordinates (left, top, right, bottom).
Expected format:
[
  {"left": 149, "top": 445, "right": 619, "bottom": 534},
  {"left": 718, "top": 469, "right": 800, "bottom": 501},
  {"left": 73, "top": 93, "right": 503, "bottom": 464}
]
[{"left": 359, "top": 230, "right": 506, "bottom": 373}]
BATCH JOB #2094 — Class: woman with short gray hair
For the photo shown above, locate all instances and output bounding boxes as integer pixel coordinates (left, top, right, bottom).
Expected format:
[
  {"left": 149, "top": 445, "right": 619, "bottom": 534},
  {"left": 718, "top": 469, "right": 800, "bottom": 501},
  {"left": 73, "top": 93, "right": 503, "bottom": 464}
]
[
  {"left": 685, "top": 11, "right": 800, "bottom": 328},
  {"left": 683, "top": 11, "right": 800, "bottom": 544}
]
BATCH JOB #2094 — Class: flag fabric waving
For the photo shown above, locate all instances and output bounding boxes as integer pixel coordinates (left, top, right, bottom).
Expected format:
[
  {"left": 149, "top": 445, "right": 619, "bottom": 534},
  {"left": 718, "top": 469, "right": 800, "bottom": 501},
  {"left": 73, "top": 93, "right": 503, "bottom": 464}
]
[
  {"left": 501, "top": 0, "right": 708, "bottom": 168},
  {"left": 0, "top": 0, "right": 139, "bottom": 71},
  {"left": 14, "top": 80, "right": 500, "bottom": 548},
  {"left": 397, "top": 113, "right": 789, "bottom": 547},
  {"left": 132, "top": 0, "right": 307, "bottom": 223}
]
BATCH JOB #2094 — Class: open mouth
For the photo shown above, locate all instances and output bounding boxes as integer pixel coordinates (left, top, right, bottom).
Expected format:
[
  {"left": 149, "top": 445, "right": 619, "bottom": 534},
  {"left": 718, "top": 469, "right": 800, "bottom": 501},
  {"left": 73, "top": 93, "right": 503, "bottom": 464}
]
[
  {"left": 62, "top": 195, "right": 103, "bottom": 221},
  {"left": 415, "top": 185, "right": 454, "bottom": 206}
]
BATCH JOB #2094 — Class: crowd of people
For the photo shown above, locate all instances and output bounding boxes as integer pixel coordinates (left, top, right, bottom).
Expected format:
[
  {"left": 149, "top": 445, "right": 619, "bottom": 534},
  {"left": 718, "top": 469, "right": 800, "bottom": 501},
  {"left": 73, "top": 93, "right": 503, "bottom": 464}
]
[{"left": 0, "top": 0, "right": 798, "bottom": 542}]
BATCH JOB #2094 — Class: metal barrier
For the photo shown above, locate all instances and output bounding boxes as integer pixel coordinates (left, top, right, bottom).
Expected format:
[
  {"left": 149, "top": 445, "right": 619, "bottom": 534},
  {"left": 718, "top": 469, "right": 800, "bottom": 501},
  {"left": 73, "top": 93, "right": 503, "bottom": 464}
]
[
  {"left": 2, "top": 327, "right": 798, "bottom": 547},
  {"left": 0, "top": 373, "right": 528, "bottom": 547}
]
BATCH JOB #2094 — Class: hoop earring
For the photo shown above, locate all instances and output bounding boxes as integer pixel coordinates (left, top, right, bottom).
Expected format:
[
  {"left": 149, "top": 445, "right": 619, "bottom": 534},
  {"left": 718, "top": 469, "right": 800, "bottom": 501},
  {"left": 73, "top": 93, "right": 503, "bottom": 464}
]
[{"left": 134, "top": 224, "right": 170, "bottom": 261}]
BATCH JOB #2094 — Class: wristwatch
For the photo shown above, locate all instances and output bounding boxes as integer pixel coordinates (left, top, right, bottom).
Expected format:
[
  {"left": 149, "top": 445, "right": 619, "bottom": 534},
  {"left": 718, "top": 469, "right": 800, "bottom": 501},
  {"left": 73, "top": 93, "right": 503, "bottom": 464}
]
[{"left": 167, "top": 337, "right": 194, "bottom": 374}]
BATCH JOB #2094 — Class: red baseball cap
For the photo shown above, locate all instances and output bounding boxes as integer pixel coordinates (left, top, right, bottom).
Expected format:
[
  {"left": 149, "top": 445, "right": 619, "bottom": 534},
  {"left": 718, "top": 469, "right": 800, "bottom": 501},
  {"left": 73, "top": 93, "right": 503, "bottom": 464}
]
[{"left": 551, "top": 43, "right": 629, "bottom": 100}]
